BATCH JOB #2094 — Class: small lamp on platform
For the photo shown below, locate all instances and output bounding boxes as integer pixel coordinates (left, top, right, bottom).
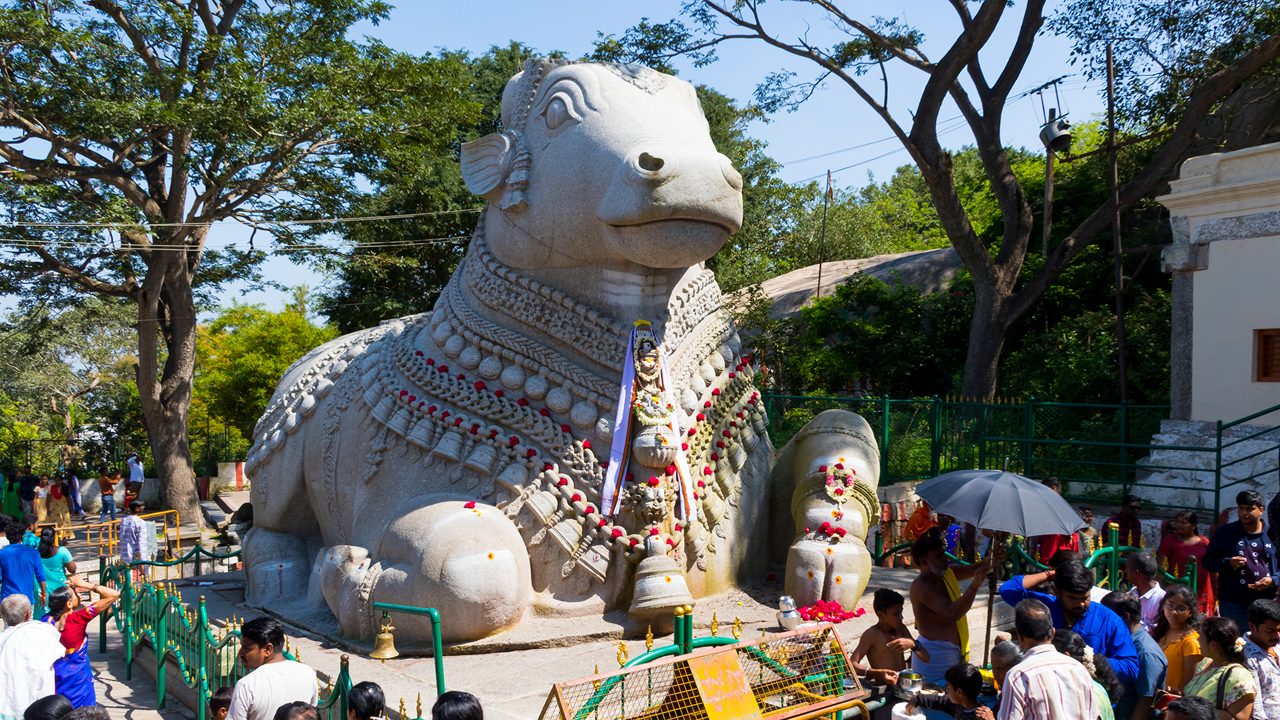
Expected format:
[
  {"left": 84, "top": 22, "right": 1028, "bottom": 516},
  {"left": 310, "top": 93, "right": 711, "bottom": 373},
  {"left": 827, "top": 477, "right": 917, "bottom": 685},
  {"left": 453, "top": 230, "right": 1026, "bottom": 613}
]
[{"left": 370, "top": 611, "right": 399, "bottom": 663}]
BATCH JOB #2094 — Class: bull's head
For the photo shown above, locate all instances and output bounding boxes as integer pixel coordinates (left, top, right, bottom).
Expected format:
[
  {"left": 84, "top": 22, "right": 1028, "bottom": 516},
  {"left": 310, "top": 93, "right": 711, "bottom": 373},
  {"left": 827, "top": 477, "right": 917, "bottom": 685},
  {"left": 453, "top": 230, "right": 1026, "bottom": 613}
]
[{"left": 461, "top": 60, "right": 743, "bottom": 271}]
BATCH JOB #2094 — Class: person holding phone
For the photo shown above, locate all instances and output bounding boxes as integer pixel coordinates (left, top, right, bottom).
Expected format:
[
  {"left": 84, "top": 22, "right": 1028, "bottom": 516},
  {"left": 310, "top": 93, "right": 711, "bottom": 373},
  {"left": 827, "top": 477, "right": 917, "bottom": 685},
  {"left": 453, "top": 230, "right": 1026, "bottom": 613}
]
[{"left": 1205, "top": 490, "right": 1279, "bottom": 632}]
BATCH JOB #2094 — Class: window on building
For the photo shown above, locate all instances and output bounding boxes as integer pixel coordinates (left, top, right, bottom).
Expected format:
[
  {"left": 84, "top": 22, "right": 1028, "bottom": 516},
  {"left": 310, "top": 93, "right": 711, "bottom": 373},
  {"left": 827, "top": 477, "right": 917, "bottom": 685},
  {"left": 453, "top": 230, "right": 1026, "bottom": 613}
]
[{"left": 1257, "top": 329, "right": 1280, "bottom": 382}]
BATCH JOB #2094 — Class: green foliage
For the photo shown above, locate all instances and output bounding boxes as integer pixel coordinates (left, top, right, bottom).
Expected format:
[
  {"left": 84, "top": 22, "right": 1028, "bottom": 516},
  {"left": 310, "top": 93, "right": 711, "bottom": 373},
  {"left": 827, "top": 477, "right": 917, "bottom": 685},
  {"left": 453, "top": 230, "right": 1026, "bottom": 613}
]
[
  {"left": 194, "top": 290, "right": 338, "bottom": 443},
  {"left": 1051, "top": 0, "right": 1280, "bottom": 128}
]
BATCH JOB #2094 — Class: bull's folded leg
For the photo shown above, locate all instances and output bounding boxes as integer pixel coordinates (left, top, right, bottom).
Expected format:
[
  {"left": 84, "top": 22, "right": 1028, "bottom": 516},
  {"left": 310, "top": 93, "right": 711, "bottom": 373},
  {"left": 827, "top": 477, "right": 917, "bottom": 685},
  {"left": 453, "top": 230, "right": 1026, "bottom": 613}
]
[
  {"left": 784, "top": 538, "right": 873, "bottom": 609},
  {"left": 323, "top": 501, "right": 535, "bottom": 647}
]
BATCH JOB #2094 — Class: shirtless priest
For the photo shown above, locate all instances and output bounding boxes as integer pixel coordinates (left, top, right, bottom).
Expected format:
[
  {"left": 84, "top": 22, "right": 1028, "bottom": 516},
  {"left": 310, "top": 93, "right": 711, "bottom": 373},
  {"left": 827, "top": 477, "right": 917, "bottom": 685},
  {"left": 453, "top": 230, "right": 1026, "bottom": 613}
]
[{"left": 908, "top": 527, "right": 991, "bottom": 685}]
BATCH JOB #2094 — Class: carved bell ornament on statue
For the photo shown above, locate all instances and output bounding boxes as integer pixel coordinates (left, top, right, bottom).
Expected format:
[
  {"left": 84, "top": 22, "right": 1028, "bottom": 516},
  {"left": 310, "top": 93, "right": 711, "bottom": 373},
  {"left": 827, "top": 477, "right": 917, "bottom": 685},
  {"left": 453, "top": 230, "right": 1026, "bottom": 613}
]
[{"left": 629, "top": 537, "right": 694, "bottom": 618}]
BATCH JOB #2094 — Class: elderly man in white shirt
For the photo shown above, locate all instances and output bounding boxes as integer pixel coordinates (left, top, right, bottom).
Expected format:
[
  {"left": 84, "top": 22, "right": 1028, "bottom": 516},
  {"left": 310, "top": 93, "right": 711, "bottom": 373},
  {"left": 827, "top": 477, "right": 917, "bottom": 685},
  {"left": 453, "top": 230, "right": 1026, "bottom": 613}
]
[
  {"left": 0, "top": 593, "right": 65, "bottom": 720},
  {"left": 998, "top": 598, "right": 1100, "bottom": 720}
]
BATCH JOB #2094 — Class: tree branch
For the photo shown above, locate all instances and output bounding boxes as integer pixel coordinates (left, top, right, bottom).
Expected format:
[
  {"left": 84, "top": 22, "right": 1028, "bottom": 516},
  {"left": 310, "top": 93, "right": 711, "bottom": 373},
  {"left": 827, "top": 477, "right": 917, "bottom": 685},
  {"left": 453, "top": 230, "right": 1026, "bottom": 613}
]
[
  {"left": 86, "top": 0, "right": 164, "bottom": 78},
  {"left": 31, "top": 246, "right": 133, "bottom": 298},
  {"left": 1009, "top": 28, "right": 1280, "bottom": 320}
]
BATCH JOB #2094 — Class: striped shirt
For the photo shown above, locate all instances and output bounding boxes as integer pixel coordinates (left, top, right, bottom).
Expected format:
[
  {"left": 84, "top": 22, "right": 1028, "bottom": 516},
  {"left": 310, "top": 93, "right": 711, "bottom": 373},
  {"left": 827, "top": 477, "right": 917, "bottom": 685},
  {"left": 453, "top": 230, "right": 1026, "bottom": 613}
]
[{"left": 997, "top": 644, "right": 1101, "bottom": 720}]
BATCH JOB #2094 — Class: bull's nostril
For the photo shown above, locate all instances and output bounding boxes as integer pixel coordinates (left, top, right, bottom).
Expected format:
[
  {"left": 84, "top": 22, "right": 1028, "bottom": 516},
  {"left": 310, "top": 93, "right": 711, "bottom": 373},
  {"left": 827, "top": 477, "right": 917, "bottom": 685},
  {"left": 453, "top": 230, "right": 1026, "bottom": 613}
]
[{"left": 637, "top": 152, "right": 665, "bottom": 173}]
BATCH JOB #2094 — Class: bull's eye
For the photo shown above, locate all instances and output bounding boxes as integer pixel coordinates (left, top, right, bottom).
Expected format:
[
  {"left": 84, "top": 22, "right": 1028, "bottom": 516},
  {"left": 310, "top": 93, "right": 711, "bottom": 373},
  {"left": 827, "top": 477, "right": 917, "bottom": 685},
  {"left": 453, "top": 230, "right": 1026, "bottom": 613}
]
[{"left": 542, "top": 95, "right": 578, "bottom": 134}]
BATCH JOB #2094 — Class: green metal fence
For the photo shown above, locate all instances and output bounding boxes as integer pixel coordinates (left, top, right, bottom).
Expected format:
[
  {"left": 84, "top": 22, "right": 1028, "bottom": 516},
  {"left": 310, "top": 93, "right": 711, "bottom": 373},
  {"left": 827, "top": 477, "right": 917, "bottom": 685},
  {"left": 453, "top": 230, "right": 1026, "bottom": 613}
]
[
  {"left": 98, "top": 545, "right": 445, "bottom": 720},
  {"left": 762, "top": 394, "right": 1280, "bottom": 515}
]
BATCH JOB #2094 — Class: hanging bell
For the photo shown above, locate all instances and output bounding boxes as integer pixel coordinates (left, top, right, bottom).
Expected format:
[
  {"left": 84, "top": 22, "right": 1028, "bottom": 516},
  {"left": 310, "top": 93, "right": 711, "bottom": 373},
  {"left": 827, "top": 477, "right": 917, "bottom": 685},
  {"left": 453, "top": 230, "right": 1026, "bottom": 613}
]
[{"left": 369, "top": 612, "right": 399, "bottom": 663}]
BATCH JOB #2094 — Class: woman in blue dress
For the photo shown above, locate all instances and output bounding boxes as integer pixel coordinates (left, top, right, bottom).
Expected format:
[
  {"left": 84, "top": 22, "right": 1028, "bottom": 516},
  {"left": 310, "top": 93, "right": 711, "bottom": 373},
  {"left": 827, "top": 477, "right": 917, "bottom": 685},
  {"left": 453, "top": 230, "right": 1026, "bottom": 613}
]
[{"left": 44, "top": 582, "right": 120, "bottom": 707}]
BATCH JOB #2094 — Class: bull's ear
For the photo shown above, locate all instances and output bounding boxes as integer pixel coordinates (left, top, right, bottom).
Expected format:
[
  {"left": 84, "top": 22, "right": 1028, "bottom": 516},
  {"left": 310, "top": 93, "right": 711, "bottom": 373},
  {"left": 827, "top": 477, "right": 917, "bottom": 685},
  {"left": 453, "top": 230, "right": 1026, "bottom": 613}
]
[{"left": 460, "top": 133, "right": 513, "bottom": 200}]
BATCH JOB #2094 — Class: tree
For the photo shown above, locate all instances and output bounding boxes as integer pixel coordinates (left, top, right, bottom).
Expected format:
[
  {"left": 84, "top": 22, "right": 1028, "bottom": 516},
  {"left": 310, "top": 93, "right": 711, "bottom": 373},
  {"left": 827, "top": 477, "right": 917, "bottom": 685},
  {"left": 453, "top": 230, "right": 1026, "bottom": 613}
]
[
  {"left": 0, "top": 1, "right": 476, "bottom": 522},
  {"left": 194, "top": 289, "right": 337, "bottom": 443},
  {"left": 600, "top": 1, "right": 1280, "bottom": 399}
]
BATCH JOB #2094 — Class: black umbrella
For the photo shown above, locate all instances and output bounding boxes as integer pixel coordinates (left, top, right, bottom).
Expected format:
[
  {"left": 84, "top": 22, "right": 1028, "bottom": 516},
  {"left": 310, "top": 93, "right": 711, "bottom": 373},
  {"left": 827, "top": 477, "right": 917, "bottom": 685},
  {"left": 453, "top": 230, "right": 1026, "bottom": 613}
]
[
  {"left": 913, "top": 469, "right": 1085, "bottom": 537},
  {"left": 913, "top": 469, "right": 1087, "bottom": 665}
]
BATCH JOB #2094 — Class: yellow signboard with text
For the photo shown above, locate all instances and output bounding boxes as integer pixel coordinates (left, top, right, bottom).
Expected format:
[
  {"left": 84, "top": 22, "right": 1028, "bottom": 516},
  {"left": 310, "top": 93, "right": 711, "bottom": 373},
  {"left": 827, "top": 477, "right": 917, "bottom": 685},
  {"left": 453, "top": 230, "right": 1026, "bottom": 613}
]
[{"left": 685, "top": 648, "right": 764, "bottom": 720}]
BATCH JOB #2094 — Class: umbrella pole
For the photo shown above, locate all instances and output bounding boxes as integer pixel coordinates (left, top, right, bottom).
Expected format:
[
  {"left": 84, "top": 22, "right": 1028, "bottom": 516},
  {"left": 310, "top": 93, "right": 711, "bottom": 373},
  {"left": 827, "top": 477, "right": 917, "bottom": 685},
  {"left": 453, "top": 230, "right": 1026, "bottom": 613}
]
[{"left": 982, "top": 532, "right": 1006, "bottom": 667}]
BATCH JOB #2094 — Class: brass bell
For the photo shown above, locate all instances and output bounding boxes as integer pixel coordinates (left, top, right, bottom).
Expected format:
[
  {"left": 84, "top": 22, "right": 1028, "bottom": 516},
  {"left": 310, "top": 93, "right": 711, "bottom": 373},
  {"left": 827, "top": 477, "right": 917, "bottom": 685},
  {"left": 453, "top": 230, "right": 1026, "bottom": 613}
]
[{"left": 370, "top": 612, "right": 399, "bottom": 663}]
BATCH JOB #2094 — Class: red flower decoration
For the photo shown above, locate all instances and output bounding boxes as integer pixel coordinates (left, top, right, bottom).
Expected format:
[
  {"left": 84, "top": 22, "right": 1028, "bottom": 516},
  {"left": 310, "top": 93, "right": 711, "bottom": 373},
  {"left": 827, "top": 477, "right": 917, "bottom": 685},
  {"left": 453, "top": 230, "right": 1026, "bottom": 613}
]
[
  {"left": 582, "top": 440, "right": 592, "bottom": 449},
  {"left": 681, "top": 443, "right": 689, "bottom": 451},
  {"left": 819, "top": 465, "right": 828, "bottom": 472},
  {"left": 722, "top": 429, "right": 731, "bottom": 438},
  {"left": 703, "top": 466, "right": 712, "bottom": 475},
  {"left": 456, "top": 373, "right": 466, "bottom": 380},
  {"left": 438, "top": 365, "right": 449, "bottom": 373},
  {"left": 715, "top": 441, "right": 725, "bottom": 449},
  {"left": 585, "top": 505, "right": 596, "bottom": 515},
  {"left": 494, "top": 389, "right": 504, "bottom": 398},
  {"left": 557, "top": 477, "right": 569, "bottom": 486},
  {"left": 611, "top": 528, "right": 624, "bottom": 539},
  {"left": 629, "top": 538, "right": 639, "bottom": 547},
  {"left": 710, "top": 452, "right": 719, "bottom": 461},
  {"left": 415, "top": 350, "right": 424, "bottom": 357},
  {"left": 649, "top": 527, "right": 660, "bottom": 536},
  {"left": 453, "top": 417, "right": 463, "bottom": 426},
  {"left": 570, "top": 493, "right": 582, "bottom": 502},
  {"left": 426, "top": 358, "right": 435, "bottom": 366},
  {"left": 688, "top": 428, "right": 697, "bottom": 436},
  {"left": 712, "top": 388, "right": 721, "bottom": 396},
  {"left": 407, "top": 394, "right": 416, "bottom": 403},
  {"left": 488, "top": 429, "right": 498, "bottom": 439},
  {"left": 704, "top": 401, "right": 712, "bottom": 408},
  {"left": 427, "top": 405, "right": 438, "bottom": 414},
  {"left": 597, "top": 518, "right": 607, "bottom": 527},
  {"left": 728, "top": 372, "right": 736, "bottom": 379},
  {"left": 463, "top": 501, "right": 476, "bottom": 509},
  {"left": 517, "top": 397, "right": 529, "bottom": 407},
  {"left": 508, "top": 436, "right": 520, "bottom": 447},
  {"left": 539, "top": 408, "right": 550, "bottom": 417},
  {"left": 647, "top": 476, "right": 660, "bottom": 487},
  {"left": 525, "top": 449, "right": 537, "bottom": 458},
  {"left": 399, "top": 390, "right": 408, "bottom": 397},
  {"left": 665, "top": 464, "right": 676, "bottom": 476},
  {"left": 561, "top": 424, "right": 572, "bottom": 433},
  {"left": 440, "top": 411, "right": 451, "bottom": 420},
  {"left": 696, "top": 413, "right": 706, "bottom": 422},
  {"left": 474, "top": 381, "right": 486, "bottom": 391}
]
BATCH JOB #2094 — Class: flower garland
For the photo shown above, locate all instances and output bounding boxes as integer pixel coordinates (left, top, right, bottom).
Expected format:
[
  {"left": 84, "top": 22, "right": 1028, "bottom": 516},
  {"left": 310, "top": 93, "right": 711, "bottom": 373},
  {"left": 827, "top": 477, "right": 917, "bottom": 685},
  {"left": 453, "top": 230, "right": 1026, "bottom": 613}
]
[
  {"left": 797, "top": 600, "right": 865, "bottom": 624},
  {"left": 818, "top": 462, "right": 879, "bottom": 529}
]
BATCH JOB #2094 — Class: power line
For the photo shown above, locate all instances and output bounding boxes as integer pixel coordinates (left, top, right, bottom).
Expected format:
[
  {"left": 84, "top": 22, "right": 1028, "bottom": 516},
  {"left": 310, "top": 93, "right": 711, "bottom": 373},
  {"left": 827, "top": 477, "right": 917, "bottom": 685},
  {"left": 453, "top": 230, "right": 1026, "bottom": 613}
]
[
  {"left": 0, "top": 234, "right": 472, "bottom": 253},
  {"left": 0, "top": 208, "right": 483, "bottom": 230}
]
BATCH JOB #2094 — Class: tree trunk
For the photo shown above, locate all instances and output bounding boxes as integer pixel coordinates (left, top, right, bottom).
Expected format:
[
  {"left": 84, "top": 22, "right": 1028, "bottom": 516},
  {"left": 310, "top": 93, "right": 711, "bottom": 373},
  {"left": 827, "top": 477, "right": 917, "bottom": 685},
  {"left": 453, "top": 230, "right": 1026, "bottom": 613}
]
[
  {"left": 960, "top": 285, "right": 1011, "bottom": 401},
  {"left": 134, "top": 251, "right": 202, "bottom": 528}
]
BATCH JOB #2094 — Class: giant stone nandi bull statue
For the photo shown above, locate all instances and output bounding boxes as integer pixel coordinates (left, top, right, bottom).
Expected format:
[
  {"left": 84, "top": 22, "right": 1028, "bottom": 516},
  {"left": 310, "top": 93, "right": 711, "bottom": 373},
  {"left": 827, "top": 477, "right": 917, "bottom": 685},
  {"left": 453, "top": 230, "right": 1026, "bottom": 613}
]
[{"left": 243, "top": 60, "right": 881, "bottom": 645}]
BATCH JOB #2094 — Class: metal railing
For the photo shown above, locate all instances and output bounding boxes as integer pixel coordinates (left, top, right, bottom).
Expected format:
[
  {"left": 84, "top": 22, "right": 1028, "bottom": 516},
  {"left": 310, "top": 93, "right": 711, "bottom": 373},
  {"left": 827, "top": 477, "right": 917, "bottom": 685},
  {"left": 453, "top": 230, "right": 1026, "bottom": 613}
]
[
  {"left": 762, "top": 394, "right": 1280, "bottom": 515},
  {"left": 81, "top": 508, "right": 185, "bottom": 562},
  {"left": 98, "top": 545, "right": 446, "bottom": 720}
]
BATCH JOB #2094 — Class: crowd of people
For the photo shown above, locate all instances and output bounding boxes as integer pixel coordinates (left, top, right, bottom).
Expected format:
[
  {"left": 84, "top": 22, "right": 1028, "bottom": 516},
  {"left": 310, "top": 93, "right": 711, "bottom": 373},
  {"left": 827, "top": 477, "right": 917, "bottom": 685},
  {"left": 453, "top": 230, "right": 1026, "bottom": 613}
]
[
  {"left": 861, "top": 487, "right": 1280, "bottom": 720},
  {"left": 0, "top": 606, "right": 485, "bottom": 720}
]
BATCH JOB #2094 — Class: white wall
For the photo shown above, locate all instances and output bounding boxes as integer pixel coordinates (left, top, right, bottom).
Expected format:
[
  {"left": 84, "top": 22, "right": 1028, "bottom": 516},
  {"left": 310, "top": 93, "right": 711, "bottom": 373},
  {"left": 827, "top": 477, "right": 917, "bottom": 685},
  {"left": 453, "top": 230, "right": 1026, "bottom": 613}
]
[{"left": 1192, "top": 235, "right": 1280, "bottom": 424}]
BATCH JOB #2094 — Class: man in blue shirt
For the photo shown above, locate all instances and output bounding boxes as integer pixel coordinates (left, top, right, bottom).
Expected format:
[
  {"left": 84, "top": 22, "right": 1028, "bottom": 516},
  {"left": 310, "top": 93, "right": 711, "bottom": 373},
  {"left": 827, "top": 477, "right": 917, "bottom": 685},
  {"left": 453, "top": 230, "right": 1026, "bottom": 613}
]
[
  {"left": 999, "top": 559, "right": 1140, "bottom": 685},
  {"left": 0, "top": 517, "right": 46, "bottom": 609},
  {"left": 1103, "top": 591, "right": 1167, "bottom": 720}
]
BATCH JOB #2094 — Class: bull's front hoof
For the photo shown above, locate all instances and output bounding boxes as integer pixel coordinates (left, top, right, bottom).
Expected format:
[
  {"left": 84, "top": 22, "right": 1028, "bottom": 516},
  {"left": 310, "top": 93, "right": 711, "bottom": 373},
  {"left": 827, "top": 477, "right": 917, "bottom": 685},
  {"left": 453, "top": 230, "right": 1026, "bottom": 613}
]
[
  {"left": 373, "top": 501, "right": 533, "bottom": 645},
  {"left": 784, "top": 538, "right": 871, "bottom": 610}
]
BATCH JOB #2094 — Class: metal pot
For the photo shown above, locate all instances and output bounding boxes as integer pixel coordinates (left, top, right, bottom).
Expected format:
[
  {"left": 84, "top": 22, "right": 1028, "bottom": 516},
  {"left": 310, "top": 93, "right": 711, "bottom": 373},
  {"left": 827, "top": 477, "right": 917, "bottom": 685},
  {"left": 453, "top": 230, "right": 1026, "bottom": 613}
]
[{"left": 896, "top": 671, "right": 923, "bottom": 696}]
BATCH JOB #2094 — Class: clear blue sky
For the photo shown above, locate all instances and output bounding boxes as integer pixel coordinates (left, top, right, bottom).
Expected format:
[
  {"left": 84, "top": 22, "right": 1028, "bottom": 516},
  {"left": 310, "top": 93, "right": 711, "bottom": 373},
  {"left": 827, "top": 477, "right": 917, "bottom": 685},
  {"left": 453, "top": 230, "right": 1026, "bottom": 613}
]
[{"left": 235, "top": 1, "right": 1107, "bottom": 311}]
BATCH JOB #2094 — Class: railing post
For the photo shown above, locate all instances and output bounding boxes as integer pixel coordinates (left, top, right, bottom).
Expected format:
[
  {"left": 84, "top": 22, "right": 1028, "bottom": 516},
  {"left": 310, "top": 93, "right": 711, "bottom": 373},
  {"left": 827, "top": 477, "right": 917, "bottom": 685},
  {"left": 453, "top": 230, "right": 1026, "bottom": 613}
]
[
  {"left": 1215, "top": 421, "right": 1224, "bottom": 521},
  {"left": 99, "top": 556, "right": 109, "bottom": 655},
  {"left": 930, "top": 396, "right": 942, "bottom": 478},
  {"left": 156, "top": 586, "right": 168, "bottom": 709},
  {"left": 1187, "top": 557, "right": 1199, "bottom": 599},
  {"left": 124, "top": 566, "right": 134, "bottom": 681},
  {"left": 197, "top": 596, "right": 209, "bottom": 720},
  {"left": 1108, "top": 523, "right": 1120, "bottom": 590},
  {"left": 881, "top": 397, "right": 891, "bottom": 482},
  {"left": 1024, "top": 397, "right": 1036, "bottom": 477}
]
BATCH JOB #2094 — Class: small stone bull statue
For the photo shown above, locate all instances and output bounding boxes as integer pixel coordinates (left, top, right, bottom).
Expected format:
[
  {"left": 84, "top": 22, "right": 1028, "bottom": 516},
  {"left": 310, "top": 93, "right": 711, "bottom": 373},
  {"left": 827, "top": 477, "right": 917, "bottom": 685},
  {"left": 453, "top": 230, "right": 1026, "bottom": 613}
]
[{"left": 242, "top": 60, "right": 879, "bottom": 645}]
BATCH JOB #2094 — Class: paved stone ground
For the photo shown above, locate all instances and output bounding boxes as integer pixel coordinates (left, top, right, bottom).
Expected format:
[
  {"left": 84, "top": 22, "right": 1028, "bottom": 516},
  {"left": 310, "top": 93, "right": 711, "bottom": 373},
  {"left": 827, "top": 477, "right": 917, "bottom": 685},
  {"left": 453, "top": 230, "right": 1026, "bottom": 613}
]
[{"left": 58, "top": 505, "right": 1013, "bottom": 720}]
